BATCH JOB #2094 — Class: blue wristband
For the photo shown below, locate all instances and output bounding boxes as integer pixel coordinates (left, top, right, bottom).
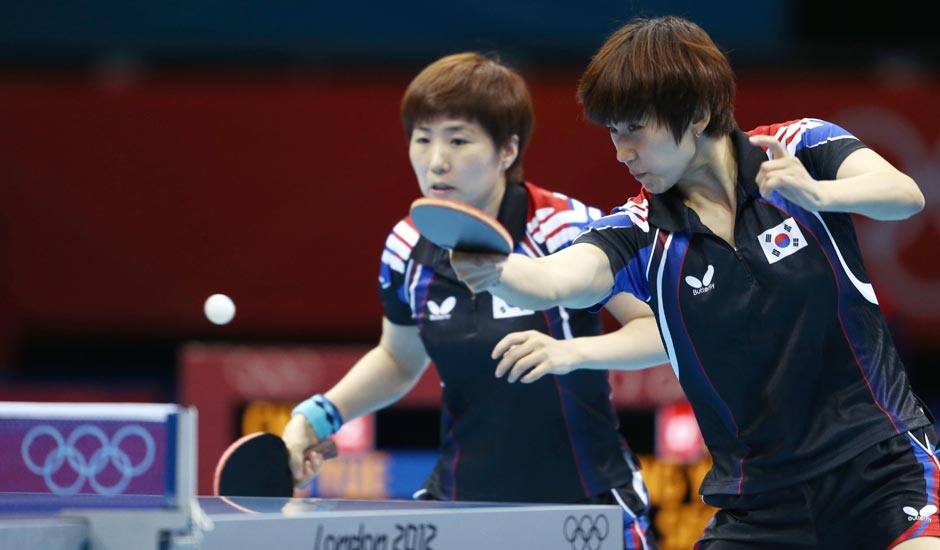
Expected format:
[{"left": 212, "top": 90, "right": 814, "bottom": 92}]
[{"left": 292, "top": 394, "right": 344, "bottom": 440}]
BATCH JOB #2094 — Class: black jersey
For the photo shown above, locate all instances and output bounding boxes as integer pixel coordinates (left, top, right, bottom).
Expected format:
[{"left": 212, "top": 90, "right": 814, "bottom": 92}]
[
  {"left": 575, "top": 119, "right": 931, "bottom": 496},
  {"left": 378, "top": 182, "right": 636, "bottom": 503}
]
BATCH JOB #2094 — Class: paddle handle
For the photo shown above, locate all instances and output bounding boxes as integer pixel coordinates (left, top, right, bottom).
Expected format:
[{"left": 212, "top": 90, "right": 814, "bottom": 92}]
[{"left": 307, "top": 438, "right": 338, "bottom": 459}]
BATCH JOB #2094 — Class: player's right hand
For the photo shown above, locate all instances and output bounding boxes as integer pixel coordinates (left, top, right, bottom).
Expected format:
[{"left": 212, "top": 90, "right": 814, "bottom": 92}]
[
  {"left": 282, "top": 414, "right": 326, "bottom": 487},
  {"left": 449, "top": 250, "right": 507, "bottom": 293}
]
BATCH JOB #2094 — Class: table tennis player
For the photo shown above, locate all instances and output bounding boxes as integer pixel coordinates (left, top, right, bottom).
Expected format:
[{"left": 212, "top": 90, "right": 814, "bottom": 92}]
[
  {"left": 449, "top": 16, "right": 937, "bottom": 549},
  {"left": 282, "top": 52, "right": 666, "bottom": 549}
]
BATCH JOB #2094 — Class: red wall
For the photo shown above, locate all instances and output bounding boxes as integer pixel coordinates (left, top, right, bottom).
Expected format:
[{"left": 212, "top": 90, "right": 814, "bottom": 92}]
[{"left": 2, "top": 73, "right": 938, "bottom": 346}]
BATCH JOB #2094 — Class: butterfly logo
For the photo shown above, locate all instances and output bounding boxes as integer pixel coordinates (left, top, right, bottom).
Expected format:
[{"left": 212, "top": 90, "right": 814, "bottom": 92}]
[
  {"left": 427, "top": 297, "right": 456, "bottom": 321},
  {"left": 904, "top": 504, "right": 938, "bottom": 522},
  {"left": 685, "top": 265, "right": 716, "bottom": 296}
]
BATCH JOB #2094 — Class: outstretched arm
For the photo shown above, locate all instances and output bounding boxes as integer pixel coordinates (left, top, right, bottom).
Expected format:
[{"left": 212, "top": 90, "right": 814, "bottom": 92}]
[
  {"left": 282, "top": 318, "right": 429, "bottom": 484},
  {"left": 451, "top": 242, "right": 616, "bottom": 310}
]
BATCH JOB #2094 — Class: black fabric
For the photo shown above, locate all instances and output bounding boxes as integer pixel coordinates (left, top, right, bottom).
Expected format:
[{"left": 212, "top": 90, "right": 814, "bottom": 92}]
[{"left": 698, "top": 427, "right": 940, "bottom": 549}]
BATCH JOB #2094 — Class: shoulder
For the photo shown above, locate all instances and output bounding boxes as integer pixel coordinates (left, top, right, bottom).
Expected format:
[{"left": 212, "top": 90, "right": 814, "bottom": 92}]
[
  {"left": 747, "top": 118, "right": 860, "bottom": 156},
  {"left": 380, "top": 216, "right": 420, "bottom": 275},
  {"left": 586, "top": 191, "right": 652, "bottom": 234},
  {"left": 523, "top": 181, "right": 600, "bottom": 216},
  {"left": 522, "top": 181, "right": 603, "bottom": 253}
]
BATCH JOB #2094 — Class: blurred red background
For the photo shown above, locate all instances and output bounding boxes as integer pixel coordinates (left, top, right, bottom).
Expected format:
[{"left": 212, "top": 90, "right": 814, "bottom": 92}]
[{"left": 2, "top": 74, "right": 937, "bottom": 349}]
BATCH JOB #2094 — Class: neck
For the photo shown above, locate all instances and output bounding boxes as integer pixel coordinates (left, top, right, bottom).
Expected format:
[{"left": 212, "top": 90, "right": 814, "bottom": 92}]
[
  {"left": 480, "top": 178, "right": 508, "bottom": 219},
  {"left": 676, "top": 134, "right": 737, "bottom": 210}
]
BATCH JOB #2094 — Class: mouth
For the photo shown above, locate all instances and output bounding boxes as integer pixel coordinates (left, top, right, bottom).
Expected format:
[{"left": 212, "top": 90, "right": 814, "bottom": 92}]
[{"left": 428, "top": 183, "right": 456, "bottom": 195}]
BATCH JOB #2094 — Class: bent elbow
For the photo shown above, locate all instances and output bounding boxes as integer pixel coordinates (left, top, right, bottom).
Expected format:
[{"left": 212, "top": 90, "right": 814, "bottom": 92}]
[
  {"left": 911, "top": 185, "right": 926, "bottom": 215},
  {"left": 901, "top": 177, "right": 926, "bottom": 219}
]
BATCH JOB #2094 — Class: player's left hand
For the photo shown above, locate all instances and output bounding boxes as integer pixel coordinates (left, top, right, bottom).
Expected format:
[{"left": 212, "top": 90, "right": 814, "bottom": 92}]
[
  {"left": 750, "top": 134, "right": 828, "bottom": 212},
  {"left": 492, "top": 330, "right": 582, "bottom": 383}
]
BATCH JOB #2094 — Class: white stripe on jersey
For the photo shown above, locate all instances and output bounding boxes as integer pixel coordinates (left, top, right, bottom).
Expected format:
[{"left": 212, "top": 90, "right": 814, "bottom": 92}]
[
  {"left": 524, "top": 233, "right": 545, "bottom": 257},
  {"left": 811, "top": 211, "right": 878, "bottom": 305},
  {"left": 384, "top": 232, "right": 412, "bottom": 261},
  {"left": 402, "top": 259, "right": 415, "bottom": 295},
  {"left": 393, "top": 221, "right": 420, "bottom": 247},
  {"left": 557, "top": 306, "right": 573, "bottom": 340},
  {"left": 536, "top": 201, "right": 589, "bottom": 238},
  {"left": 381, "top": 250, "right": 405, "bottom": 274},
  {"left": 655, "top": 234, "right": 680, "bottom": 380},
  {"left": 546, "top": 226, "right": 584, "bottom": 253},
  {"left": 408, "top": 263, "right": 423, "bottom": 317},
  {"left": 804, "top": 135, "right": 856, "bottom": 148},
  {"left": 533, "top": 206, "right": 555, "bottom": 222},
  {"left": 907, "top": 431, "right": 940, "bottom": 470},
  {"left": 644, "top": 228, "right": 661, "bottom": 301},
  {"left": 517, "top": 240, "right": 538, "bottom": 258}
]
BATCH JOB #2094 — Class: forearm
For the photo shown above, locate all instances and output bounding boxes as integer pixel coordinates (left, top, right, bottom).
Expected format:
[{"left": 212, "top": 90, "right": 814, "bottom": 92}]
[
  {"left": 821, "top": 171, "right": 925, "bottom": 221},
  {"left": 490, "top": 248, "right": 612, "bottom": 310},
  {"left": 324, "top": 345, "right": 427, "bottom": 423},
  {"left": 568, "top": 316, "right": 667, "bottom": 371},
  {"left": 489, "top": 254, "right": 565, "bottom": 310}
]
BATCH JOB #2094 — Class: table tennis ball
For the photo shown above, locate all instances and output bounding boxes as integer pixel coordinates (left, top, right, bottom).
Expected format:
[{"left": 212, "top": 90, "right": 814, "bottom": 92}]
[{"left": 204, "top": 294, "right": 236, "bottom": 325}]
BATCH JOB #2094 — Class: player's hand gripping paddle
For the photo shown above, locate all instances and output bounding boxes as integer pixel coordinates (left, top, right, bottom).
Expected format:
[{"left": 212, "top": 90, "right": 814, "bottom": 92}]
[
  {"left": 410, "top": 198, "right": 513, "bottom": 254},
  {"left": 213, "top": 432, "right": 338, "bottom": 497}
]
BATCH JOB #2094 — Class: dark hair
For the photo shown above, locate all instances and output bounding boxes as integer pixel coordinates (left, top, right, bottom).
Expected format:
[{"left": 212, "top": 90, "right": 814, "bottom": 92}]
[
  {"left": 401, "top": 52, "right": 534, "bottom": 185},
  {"left": 578, "top": 16, "right": 736, "bottom": 142}
]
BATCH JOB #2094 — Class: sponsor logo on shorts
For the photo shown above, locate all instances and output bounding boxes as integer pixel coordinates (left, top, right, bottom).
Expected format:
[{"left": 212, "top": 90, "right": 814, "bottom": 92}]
[{"left": 904, "top": 504, "right": 938, "bottom": 522}]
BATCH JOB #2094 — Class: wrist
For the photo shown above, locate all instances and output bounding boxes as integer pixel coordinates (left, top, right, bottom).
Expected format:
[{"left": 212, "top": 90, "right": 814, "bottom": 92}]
[
  {"left": 814, "top": 180, "right": 843, "bottom": 211},
  {"left": 562, "top": 338, "right": 589, "bottom": 371},
  {"left": 292, "top": 394, "right": 344, "bottom": 440}
]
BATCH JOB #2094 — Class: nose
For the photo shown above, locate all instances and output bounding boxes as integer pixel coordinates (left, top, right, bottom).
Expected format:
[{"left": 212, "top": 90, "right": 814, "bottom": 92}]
[
  {"left": 429, "top": 145, "right": 450, "bottom": 175},
  {"left": 614, "top": 136, "right": 635, "bottom": 166}
]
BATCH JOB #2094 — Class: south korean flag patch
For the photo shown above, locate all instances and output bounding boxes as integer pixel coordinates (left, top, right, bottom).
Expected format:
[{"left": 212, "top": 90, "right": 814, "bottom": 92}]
[{"left": 758, "top": 217, "right": 808, "bottom": 264}]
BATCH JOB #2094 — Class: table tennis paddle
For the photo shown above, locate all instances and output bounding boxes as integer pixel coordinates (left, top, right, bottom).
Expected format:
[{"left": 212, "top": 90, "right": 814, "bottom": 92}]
[
  {"left": 410, "top": 197, "right": 513, "bottom": 254},
  {"left": 213, "top": 432, "right": 338, "bottom": 497}
]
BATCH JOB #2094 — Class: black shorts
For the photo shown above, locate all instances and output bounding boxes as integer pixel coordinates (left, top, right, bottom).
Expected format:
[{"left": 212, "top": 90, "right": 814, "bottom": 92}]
[{"left": 697, "top": 427, "right": 940, "bottom": 549}]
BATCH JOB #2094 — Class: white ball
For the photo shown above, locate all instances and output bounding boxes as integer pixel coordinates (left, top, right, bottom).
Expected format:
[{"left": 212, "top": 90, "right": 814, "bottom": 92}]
[{"left": 204, "top": 294, "right": 236, "bottom": 325}]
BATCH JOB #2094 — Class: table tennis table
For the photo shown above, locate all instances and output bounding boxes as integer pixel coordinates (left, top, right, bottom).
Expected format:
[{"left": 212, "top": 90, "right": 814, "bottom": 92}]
[{"left": 0, "top": 402, "right": 624, "bottom": 549}]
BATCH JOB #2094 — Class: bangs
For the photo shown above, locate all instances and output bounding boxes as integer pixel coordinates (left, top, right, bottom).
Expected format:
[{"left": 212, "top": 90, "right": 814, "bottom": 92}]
[{"left": 578, "top": 17, "right": 736, "bottom": 142}]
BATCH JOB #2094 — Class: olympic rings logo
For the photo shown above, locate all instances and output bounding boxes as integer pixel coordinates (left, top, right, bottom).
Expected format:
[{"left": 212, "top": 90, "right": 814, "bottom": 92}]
[
  {"left": 20, "top": 424, "right": 156, "bottom": 496},
  {"left": 563, "top": 514, "right": 609, "bottom": 550}
]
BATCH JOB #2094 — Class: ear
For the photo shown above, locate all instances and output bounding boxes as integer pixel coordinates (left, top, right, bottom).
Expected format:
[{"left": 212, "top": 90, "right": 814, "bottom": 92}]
[
  {"left": 499, "top": 134, "right": 520, "bottom": 171},
  {"left": 691, "top": 111, "right": 711, "bottom": 138}
]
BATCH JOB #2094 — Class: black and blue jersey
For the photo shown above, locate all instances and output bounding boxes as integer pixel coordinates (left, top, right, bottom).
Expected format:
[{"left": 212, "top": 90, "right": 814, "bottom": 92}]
[
  {"left": 378, "top": 182, "right": 640, "bottom": 503},
  {"left": 575, "top": 119, "right": 931, "bottom": 496}
]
